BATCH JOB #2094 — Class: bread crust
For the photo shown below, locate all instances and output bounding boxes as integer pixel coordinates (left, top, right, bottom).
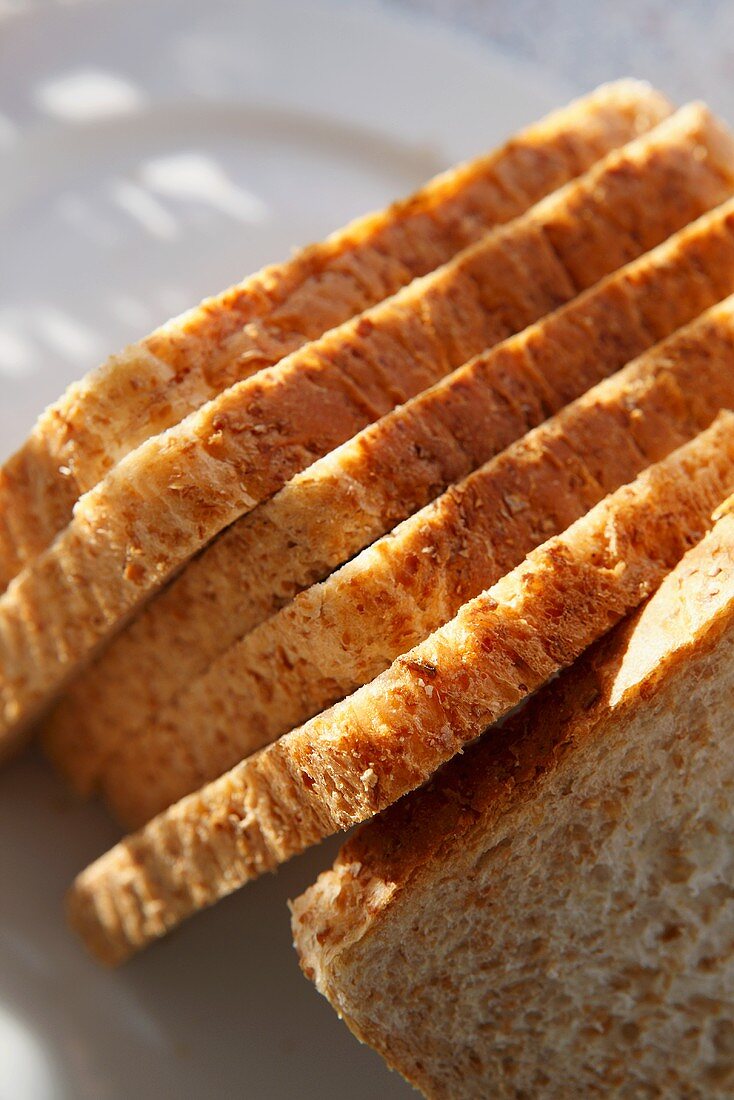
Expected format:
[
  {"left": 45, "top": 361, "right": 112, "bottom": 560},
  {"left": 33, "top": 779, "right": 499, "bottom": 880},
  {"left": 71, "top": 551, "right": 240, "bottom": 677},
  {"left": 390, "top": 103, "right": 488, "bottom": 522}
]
[
  {"left": 291, "top": 509, "right": 734, "bottom": 1099},
  {"left": 44, "top": 199, "right": 734, "bottom": 802},
  {"left": 0, "top": 81, "right": 669, "bottom": 590},
  {"left": 66, "top": 416, "right": 734, "bottom": 964},
  {"left": 2, "top": 104, "right": 725, "bottom": 760},
  {"left": 99, "top": 298, "right": 734, "bottom": 826}
]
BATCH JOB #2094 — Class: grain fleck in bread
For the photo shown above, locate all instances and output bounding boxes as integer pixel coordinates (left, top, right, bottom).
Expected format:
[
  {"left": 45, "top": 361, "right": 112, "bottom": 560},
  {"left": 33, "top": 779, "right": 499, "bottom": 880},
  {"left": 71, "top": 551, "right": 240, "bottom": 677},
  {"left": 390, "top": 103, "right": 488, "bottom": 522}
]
[
  {"left": 66, "top": 415, "right": 734, "bottom": 964},
  {"left": 0, "top": 81, "right": 669, "bottom": 591},
  {"left": 100, "top": 297, "right": 734, "bottom": 826},
  {"left": 291, "top": 504, "right": 734, "bottom": 1100},
  {"left": 2, "top": 104, "right": 724, "bottom": 760},
  {"left": 44, "top": 198, "right": 734, "bottom": 800}
]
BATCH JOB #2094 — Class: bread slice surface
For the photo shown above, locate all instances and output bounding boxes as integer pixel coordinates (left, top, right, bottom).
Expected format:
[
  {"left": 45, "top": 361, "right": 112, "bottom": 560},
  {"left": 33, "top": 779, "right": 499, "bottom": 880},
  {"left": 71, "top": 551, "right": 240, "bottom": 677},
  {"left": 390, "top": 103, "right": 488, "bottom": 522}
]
[
  {"left": 2, "top": 103, "right": 725, "bottom": 760},
  {"left": 99, "top": 297, "right": 734, "bottom": 826},
  {"left": 0, "top": 81, "right": 668, "bottom": 590},
  {"left": 67, "top": 415, "right": 734, "bottom": 963},
  {"left": 291, "top": 503, "right": 734, "bottom": 1099},
  {"left": 44, "top": 198, "right": 734, "bottom": 801}
]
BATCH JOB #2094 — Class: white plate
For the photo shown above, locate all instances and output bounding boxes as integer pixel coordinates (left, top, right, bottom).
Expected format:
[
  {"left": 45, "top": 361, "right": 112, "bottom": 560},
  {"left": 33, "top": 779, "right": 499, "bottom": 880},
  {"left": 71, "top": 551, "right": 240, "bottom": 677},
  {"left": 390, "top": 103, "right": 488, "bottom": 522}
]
[{"left": 0, "top": 2, "right": 566, "bottom": 1096}]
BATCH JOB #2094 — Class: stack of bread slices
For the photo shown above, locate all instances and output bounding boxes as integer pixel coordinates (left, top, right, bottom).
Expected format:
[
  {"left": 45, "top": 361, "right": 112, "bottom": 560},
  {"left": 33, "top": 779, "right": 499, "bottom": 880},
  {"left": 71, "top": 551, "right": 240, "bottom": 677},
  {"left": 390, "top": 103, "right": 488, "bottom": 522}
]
[{"left": 4, "top": 79, "right": 734, "bottom": 1096}]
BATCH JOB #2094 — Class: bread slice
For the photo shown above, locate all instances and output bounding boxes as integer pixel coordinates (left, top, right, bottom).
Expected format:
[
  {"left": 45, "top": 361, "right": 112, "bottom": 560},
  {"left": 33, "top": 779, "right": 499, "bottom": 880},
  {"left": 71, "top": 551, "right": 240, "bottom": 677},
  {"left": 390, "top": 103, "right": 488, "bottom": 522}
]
[
  {"left": 99, "top": 297, "right": 734, "bottom": 827},
  {"left": 66, "top": 415, "right": 734, "bottom": 964},
  {"left": 0, "top": 81, "right": 668, "bottom": 592},
  {"left": 1, "top": 105, "right": 724, "bottom": 761},
  {"left": 291, "top": 502, "right": 734, "bottom": 1100},
  {"left": 44, "top": 198, "right": 734, "bottom": 800}
]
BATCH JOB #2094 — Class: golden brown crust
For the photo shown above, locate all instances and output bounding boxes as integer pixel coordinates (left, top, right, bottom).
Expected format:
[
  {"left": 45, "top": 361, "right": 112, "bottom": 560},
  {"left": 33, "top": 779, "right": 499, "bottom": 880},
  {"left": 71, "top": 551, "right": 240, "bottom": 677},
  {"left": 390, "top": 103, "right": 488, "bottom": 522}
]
[
  {"left": 0, "top": 81, "right": 670, "bottom": 590},
  {"left": 66, "top": 416, "right": 734, "bottom": 964},
  {"left": 100, "top": 298, "right": 734, "bottom": 827},
  {"left": 42, "top": 109, "right": 734, "bottom": 792},
  {"left": 2, "top": 104, "right": 723, "bottom": 761}
]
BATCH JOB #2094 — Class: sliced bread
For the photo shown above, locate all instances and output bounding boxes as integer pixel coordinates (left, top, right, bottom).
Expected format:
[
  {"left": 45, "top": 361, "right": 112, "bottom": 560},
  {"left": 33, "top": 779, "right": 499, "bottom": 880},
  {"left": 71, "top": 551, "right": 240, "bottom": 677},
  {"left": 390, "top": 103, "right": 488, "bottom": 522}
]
[
  {"left": 44, "top": 198, "right": 734, "bottom": 799},
  {"left": 291, "top": 502, "right": 734, "bottom": 1099},
  {"left": 100, "top": 297, "right": 734, "bottom": 826},
  {"left": 2, "top": 104, "right": 724, "bottom": 759},
  {"left": 0, "top": 81, "right": 668, "bottom": 590},
  {"left": 66, "top": 415, "right": 734, "bottom": 963}
]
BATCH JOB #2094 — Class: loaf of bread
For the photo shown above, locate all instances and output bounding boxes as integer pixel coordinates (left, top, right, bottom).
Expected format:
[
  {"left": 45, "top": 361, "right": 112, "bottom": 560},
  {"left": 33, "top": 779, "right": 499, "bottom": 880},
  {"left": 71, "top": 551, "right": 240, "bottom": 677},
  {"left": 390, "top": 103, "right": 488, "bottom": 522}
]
[
  {"left": 292, "top": 500, "right": 734, "bottom": 1099},
  {"left": 0, "top": 81, "right": 668, "bottom": 592},
  {"left": 0, "top": 78, "right": 732, "bottom": 1100},
  {"left": 44, "top": 196, "right": 734, "bottom": 803},
  {"left": 2, "top": 104, "right": 725, "bottom": 760},
  {"left": 99, "top": 297, "right": 734, "bottom": 827},
  {"left": 66, "top": 416, "right": 734, "bottom": 963}
]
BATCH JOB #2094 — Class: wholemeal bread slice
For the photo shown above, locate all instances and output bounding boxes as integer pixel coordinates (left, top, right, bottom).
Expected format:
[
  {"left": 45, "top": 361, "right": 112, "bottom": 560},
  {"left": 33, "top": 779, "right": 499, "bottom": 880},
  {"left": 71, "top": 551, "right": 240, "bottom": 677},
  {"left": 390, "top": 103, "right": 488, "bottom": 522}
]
[
  {"left": 44, "top": 198, "right": 734, "bottom": 800},
  {"left": 291, "top": 502, "right": 734, "bottom": 1099},
  {"left": 0, "top": 81, "right": 668, "bottom": 592},
  {"left": 2, "top": 104, "right": 725, "bottom": 761},
  {"left": 99, "top": 298, "right": 734, "bottom": 826},
  {"left": 66, "top": 415, "right": 734, "bottom": 964}
]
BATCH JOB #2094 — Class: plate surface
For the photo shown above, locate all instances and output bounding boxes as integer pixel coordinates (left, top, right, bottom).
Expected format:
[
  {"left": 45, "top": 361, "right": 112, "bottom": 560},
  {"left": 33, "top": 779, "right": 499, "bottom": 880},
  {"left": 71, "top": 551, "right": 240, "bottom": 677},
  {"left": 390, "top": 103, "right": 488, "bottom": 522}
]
[{"left": 0, "top": 2, "right": 566, "bottom": 1096}]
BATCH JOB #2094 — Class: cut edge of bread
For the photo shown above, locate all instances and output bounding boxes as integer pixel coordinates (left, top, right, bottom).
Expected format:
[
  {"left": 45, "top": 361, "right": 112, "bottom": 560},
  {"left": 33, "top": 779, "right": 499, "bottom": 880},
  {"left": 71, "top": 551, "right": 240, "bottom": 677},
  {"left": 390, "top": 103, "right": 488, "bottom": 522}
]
[
  {"left": 3, "top": 102, "right": 726, "bottom": 761},
  {"left": 40, "top": 109, "right": 734, "bottom": 794},
  {"left": 97, "top": 294, "right": 734, "bottom": 827},
  {"left": 66, "top": 414, "right": 734, "bottom": 965}
]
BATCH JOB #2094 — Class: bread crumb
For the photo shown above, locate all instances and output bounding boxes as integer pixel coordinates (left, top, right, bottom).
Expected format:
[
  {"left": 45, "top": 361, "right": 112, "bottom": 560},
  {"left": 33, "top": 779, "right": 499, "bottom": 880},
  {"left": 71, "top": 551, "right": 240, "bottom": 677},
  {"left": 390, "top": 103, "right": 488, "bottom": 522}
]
[
  {"left": 504, "top": 494, "right": 528, "bottom": 515},
  {"left": 361, "top": 767, "right": 378, "bottom": 790}
]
